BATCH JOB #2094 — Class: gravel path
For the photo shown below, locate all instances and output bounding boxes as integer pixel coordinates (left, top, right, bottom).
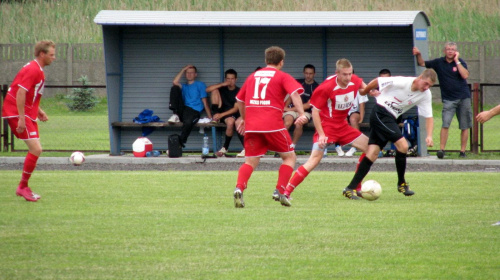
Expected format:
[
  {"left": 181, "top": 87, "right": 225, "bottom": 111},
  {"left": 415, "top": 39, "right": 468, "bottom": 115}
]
[{"left": 1, "top": 155, "right": 499, "bottom": 172}]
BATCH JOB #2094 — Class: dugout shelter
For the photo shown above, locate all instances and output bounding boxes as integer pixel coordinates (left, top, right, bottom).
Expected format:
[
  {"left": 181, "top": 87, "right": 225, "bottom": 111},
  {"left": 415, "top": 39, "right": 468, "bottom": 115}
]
[{"left": 94, "top": 10, "right": 431, "bottom": 156}]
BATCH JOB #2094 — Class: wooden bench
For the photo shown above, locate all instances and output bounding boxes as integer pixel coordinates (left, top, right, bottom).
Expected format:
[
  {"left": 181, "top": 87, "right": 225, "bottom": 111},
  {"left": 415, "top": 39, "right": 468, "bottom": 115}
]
[
  {"left": 111, "top": 121, "right": 370, "bottom": 154},
  {"left": 112, "top": 121, "right": 228, "bottom": 153}
]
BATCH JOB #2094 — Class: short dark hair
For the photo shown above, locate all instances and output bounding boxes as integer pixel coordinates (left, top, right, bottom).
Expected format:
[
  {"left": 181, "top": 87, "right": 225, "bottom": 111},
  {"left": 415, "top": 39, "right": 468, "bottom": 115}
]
[
  {"left": 187, "top": 65, "right": 198, "bottom": 73},
  {"left": 303, "top": 64, "right": 315, "bottom": 73},
  {"left": 225, "top": 69, "right": 237, "bottom": 78},
  {"left": 265, "top": 46, "right": 285, "bottom": 65},
  {"left": 379, "top": 69, "right": 391, "bottom": 76}
]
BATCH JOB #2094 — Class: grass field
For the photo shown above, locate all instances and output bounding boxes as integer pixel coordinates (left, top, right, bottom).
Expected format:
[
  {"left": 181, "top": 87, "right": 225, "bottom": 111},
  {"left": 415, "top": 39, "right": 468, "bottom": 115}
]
[
  {"left": 0, "top": 0, "right": 499, "bottom": 43},
  {"left": 0, "top": 170, "right": 498, "bottom": 279}
]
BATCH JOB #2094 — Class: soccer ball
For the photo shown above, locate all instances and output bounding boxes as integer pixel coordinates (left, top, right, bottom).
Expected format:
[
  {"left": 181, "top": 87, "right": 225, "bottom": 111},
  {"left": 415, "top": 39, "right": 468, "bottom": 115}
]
[
  {"left": 70, "top": 151, "right": 85, "bottom": 166},
  {"left": 361, "top": 180, "right": 382, "bottom": 201}
]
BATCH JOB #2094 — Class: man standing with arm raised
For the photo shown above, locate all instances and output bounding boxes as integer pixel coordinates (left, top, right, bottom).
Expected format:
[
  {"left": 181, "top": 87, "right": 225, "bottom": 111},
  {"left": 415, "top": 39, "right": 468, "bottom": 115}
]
[{"left": 413, "top": 43, "right": 471, "bottom": 158}]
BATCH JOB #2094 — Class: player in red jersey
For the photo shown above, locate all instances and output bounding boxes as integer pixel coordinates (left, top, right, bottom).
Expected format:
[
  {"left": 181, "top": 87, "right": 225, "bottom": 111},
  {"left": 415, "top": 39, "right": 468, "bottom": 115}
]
[
  {"left": 232, "top": 46, "right": 308, "bottom": 208},
  {"left": 279, "top": 59, "right": 373, "bottom": 206},
  {"left": 1, "top": 40, "right": 56, "bottom": 202}
]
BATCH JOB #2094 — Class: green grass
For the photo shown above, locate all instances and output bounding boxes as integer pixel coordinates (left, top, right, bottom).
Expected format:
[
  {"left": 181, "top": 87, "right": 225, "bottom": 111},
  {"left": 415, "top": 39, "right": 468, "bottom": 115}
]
[
  {"left": 9, "top": 96, "right": 110, "bottom": 152},
  {"left": 0, "top": 0, "right": 499, "bottom": 43},
  {"left": 431, "top": 102, "right": 500, "bottom": 152},
  {"left": 0, "top": 171, "right": 498, "bottom": 279}
]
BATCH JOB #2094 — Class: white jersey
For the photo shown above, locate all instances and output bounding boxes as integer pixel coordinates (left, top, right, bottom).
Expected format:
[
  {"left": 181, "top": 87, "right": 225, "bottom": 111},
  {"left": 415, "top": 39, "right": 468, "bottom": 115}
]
[
  {"left": 348, "top": 93, "right": 369, "bottom": 115},
  {"left": 376, "top": 76, "right": 433, "bottom": 118}
]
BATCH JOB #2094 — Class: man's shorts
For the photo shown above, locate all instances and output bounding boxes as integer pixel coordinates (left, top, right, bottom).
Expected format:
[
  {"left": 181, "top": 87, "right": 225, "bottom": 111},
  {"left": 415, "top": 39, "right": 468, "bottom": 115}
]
[
  {"left": 6, "top": 117, "right": 39, "bottom": 140},
  {"left": 282, "top": 111, "right": 312, "bottom": 121},
  {"left": 442, "top": 98, "right": 472, "bottom": 130},
  {"left": 244, "top": 130, "right": 294, "bottom": 157},
  {"left": 221, "top": 112, "right": 240, "bottom": 123},
  {"left": 368, "top": 105, "right": 404, "bottom": 149},
  {"left": 313, "top": 119, "right": 362, "bottom": 146}
]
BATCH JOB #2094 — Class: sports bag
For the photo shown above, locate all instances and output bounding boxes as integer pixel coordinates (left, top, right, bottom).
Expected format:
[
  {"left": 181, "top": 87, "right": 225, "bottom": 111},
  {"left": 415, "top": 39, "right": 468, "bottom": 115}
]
[{"left": 168, "top": 134, "right": 182, "bottom": 158}]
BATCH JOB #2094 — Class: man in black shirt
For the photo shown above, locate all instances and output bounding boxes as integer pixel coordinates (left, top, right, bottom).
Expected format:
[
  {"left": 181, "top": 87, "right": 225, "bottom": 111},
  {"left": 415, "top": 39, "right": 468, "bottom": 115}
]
[
  {"left": 206, "top": 69, "right": 244, "bottom": 157},
  {"left": 413, "top": 43, "right": 471, "bottom": 158},
  {"left": 282, "top": 64, "right": 319, "bottom": 147}
]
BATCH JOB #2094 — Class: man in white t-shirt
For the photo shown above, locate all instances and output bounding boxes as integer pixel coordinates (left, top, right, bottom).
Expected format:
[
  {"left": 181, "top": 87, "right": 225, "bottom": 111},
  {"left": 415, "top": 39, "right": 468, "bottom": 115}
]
[{"left": 342, "top": 69, "right": 437, "bottom": 200}]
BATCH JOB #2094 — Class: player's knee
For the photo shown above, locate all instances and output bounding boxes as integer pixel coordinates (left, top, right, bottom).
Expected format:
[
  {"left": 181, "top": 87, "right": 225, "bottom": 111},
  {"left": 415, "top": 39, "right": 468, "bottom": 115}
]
[{"left": 30, "top": 147, "right": 43, "bottom": 156}]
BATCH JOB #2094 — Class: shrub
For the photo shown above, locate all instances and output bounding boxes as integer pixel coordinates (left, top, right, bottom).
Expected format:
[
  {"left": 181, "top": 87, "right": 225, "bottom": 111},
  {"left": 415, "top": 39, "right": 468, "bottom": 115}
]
[{"left": 66, "top": 75, "right": 98, "bottom": 111}]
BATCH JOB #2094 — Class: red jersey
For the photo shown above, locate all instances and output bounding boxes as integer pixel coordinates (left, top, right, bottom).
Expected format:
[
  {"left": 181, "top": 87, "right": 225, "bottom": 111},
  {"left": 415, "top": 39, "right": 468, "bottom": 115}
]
[
  {"left": 2, "top": 60, "right": 45, "bottom": 121},
  {"left": 310, "top": 74, "right": 363, "bottom": 124},
  {"left": 236, "top": 67, "right": 304, "bottom": 132}
]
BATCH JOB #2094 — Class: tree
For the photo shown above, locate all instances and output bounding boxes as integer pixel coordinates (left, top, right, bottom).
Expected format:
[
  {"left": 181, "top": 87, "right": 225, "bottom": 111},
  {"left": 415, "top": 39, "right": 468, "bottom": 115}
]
[{"left": 67, "top": 75, "right": 98, "bottom": 111}]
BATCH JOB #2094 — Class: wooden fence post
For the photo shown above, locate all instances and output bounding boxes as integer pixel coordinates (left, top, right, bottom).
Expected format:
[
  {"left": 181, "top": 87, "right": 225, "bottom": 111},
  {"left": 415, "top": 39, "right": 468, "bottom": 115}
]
[{"left": 1, "top": 84, "right": 9, "bottom": 152}]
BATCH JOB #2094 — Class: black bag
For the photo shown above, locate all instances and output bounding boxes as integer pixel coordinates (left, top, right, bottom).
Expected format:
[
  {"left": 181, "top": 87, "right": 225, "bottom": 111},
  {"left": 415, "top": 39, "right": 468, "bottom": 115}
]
[{"left": 168, "top": 134, "right": 182, "bottom": 158}]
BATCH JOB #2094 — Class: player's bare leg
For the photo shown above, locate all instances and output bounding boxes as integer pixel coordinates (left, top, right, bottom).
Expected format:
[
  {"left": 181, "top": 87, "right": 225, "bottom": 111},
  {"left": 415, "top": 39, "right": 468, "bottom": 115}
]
[
  {"left": 16, "top": 139, "right": 43, "bottom": 202},
  {"left": 281, "top": 145, "right": 324, "bottom": 205},
  {"left": 291, "top": 124, "right": 304, "bottom": 146}
]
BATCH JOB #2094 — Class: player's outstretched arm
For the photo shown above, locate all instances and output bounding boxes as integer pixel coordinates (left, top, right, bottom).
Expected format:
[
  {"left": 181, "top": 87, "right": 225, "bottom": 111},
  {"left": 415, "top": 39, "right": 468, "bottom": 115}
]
[
  {"left": 425, "top": 117, "right": 434, "bottom": 147},
  {"left": 476, "top": 104, "right": 500, "bottom": 124},
  {"left": 359, "top": 78, "right": 378, "bottom": 96}
]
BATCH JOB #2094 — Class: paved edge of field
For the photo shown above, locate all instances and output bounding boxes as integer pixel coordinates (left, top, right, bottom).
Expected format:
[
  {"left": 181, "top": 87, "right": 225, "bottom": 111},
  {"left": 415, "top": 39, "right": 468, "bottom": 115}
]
[{"left": 2, "top": 154, "right": 500, "bottom": 166}]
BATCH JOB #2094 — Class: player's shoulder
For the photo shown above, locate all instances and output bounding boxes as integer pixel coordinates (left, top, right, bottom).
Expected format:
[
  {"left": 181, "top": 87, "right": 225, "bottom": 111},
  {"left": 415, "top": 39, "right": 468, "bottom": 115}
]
[{"left": 351, "top": 74, "right": 363, "bottom": 82}]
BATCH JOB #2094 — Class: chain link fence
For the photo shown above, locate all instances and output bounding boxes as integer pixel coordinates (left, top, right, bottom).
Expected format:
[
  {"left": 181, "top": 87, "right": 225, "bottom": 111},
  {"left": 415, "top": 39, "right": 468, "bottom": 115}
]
[{"left": 2, "top": 41, "right": 500, "bottom": 154}]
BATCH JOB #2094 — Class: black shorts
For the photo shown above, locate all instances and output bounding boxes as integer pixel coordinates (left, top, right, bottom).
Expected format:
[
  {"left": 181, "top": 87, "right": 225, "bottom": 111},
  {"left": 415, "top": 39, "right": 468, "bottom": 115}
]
[
  {"left": 368, "top": 105, "right": 404, "bottom": 149},
  {"left": 221, "top": 112, "right": 240, "bottom": 123}
]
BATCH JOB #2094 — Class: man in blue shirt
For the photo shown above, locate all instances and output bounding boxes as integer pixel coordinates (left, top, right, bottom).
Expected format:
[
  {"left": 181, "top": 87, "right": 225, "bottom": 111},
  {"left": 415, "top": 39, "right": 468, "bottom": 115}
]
[
  {"left": 169, "top": 65, "right": 212, "bottom": 146},
  {"left": 413, "top": 42, "right": 471, "bottom": 158}
]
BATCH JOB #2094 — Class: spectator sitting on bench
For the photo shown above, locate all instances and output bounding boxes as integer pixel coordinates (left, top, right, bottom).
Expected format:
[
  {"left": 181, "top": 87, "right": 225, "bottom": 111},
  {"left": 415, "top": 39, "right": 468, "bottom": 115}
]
[
  {"left": 206, "top": 69, "right": 245, "bottom": 157},
  {"left": 283, "top": 64, "right": 319, "bottom": 148},
  {"left": 169, "top": 64, "right": 212, "bottom": 147}
]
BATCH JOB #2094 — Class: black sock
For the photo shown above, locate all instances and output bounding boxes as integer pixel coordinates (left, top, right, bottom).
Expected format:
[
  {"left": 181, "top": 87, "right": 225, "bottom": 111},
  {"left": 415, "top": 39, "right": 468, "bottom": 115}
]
[
  {"left": 347, "top": 156, "right": 373, "bottom": 189},
  {"left": 395, "top": 151, "right": 407, "bottom": 185},
  {"left": 237, "top": 133, "right": 244, "bottom": 145},
  {"left": 223, "top": 134, "right": 232, "bottom": 150},
  {"left": 211, "top": 105, "right": 219, "bottom": 115}
]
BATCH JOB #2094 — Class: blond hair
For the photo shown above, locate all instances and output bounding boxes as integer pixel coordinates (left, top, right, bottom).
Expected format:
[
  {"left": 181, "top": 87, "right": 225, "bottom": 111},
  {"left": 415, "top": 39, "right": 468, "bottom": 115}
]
[
  {"left": 420, "top": 68, "right": 438, "bottom": 84},
  {"left": 34, "top": 40, "right": 55, "bottom": 57},
  {"left": 265, "top": 46, "right": 285, "bottom": 66},
  {"left": 336, "top": 58, "right": 352, "bottom": 72}
]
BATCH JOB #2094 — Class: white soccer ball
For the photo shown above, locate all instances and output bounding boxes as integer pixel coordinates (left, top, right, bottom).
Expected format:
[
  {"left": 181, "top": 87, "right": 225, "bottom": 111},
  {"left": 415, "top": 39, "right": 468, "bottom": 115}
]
[
  {"left": 361, "top": 180, "right": 382, "bottom": 201},
  {"left": 70, "top": 151, "right": 85, "bottom": 166}
]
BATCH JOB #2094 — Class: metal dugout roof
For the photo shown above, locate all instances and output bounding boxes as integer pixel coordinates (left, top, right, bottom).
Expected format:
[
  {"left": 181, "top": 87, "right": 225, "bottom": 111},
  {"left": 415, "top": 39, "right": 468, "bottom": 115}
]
[
  {"left": 94, "top": 10, "right": 430, "bottom": 27},
  {"left": 95, "top": 10, "right": 431, "bottom": 155}
]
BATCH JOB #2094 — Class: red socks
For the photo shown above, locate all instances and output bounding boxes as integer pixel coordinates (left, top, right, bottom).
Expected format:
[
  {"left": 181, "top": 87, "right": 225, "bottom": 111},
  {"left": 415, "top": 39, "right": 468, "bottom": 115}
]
[
  {"left": 236, "top": 163, "right": 253, "bottom": 191},
  {"left": 355, "top": 153, "right": 366, "bottom": 192},
  {"left": 19, "top": 152, "right": 39, "bottom": 189},
  {"left": 276, "top": 164, "right": 294, "bottom": 194},
  {"left": 284, "top": 165, "right": 309, "bottom": 196}
]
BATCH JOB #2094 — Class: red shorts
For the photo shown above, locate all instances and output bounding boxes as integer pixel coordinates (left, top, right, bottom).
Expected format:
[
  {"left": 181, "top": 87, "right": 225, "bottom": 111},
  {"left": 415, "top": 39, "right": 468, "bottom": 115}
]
[
  {"left": 6, "top": 117, "right": 39, "bottom": 140},
  {"left": 244, "top": 130, "right": 294, "bottom": 157},
  {"left": 313, "top": 120, "right": 362, "bottom": 146}
]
